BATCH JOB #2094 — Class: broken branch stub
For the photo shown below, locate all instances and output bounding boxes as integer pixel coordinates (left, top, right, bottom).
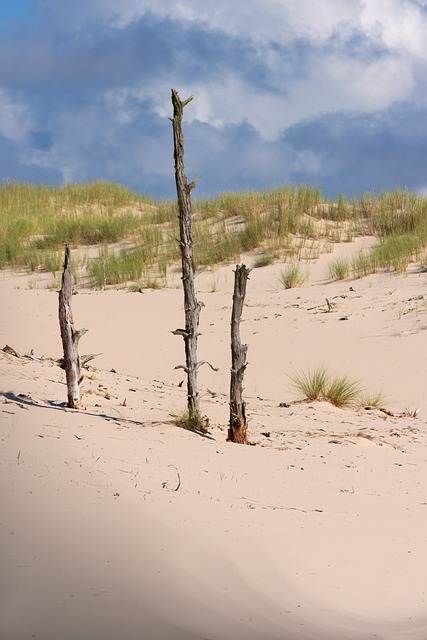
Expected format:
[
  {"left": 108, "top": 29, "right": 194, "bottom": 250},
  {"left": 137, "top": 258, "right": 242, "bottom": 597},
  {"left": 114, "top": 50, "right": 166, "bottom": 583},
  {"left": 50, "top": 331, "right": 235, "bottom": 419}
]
[
  {"left": 228, "top": 265, "right": 251, "bottom": 444},
  {"left": 58, "top": 245, "right": 87, "bottom": 409}
]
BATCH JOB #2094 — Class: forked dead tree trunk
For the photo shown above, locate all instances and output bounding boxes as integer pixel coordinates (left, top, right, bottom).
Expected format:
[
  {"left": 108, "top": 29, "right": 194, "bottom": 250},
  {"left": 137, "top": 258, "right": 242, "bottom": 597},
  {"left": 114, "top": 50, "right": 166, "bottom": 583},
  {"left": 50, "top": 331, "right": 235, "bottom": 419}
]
[
  {"left": 170, "top": 88, "right": 202, "bottom": 420},
  {"left": 228, "top": 265, "right": 250, "bottom": 444},
  {"left": 58, "top": 244, "right": 87, "bottom": 409}
]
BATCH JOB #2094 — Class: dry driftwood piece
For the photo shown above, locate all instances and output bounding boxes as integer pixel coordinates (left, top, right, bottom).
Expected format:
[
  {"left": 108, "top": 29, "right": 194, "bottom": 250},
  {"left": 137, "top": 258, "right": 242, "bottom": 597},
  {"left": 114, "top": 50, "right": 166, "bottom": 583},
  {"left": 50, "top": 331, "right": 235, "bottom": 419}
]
[
  {"left": 228, "top": 265, "right": 250, "bottom": 444},
  {"left": 57, "top": 353, "right": 100, "bottom": 370},
  {"left": 2, "top": 345, "right": 21, "bottom": 357},
  {"left": 58, "top": 245, "right": 87, "bottom": 409},
  {"left": 170, "top": 88, "right": 203, "bottom": 420}
]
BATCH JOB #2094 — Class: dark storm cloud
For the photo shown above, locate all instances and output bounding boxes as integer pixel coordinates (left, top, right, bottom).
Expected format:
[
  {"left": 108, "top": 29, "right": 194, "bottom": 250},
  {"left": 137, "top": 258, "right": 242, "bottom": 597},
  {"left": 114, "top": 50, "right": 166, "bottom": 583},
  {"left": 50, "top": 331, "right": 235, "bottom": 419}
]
[
  {"left": 0, "top": 1, "right": 426, "bottom": 198},
  {"left": 284, "top": 104, "right": 427, "bottom": 196}
]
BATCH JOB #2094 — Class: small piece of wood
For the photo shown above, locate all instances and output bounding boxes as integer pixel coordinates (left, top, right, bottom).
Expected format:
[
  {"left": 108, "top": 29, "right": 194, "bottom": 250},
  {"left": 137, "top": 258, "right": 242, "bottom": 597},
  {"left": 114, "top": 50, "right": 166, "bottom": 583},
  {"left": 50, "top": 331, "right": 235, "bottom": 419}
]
[
  {"left": 57, "top": 353, "right": 100, "bottom": 370},
  {"left": 228, "top": 265, "right": 250, "bottom": 444},
  {"left": 2, "top": 345, "right": 20, "bottom": 357},
  {"left": 58, "top": 245, "right": 86, "bottom": 409},
  {"left": 170, "top": 88, "right": 202, "bottom": 420}
]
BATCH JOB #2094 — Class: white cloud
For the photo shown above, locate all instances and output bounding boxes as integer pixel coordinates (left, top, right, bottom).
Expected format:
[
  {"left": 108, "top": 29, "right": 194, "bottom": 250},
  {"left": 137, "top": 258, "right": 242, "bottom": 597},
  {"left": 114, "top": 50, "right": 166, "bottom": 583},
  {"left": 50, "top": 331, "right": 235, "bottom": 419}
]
[
  {"left": 84, "top": 0, "right": 359, "bottom": 44},
  {"left": 111, "top": 47, "right": 413, "bottom": 142},
  {"left": 88, "top": 0, "right": 427, "bottom": 57},
  {"left": 0, "top": 88, "right": 34, "bottom": 143},
  {"left": 12, "top": 0, "right": 427, "bottom": 192},
  {"left": 360, "top": 0, "right": 427, "bottom": 59},
  {"left": 74, "top": 0, "right": 425, "bottom": 141}
]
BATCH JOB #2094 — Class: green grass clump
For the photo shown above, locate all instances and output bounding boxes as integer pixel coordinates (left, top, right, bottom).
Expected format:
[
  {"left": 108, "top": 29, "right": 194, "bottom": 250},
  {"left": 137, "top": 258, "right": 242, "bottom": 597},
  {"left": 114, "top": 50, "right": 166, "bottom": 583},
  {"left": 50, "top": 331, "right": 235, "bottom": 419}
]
[
  {"left": 328, "top": 257, "right": 350, "bottom": 280},
  {"left": 193, "top": 222, "right": 241, "bottom": 267},
  {"left": 172, "top": 408, "right": 209, "bottom": 433},
  {"left": 58, "top": 181, "right": 151, "bottom": 207},
  {"left": 253, "top": 253, "right": 274, "bottom": 268},
  {"left": 279, "top": 264, "right": 306, "bottom": 289},
  {"left": 290, "top": 366, "right": 329, "bottom": 400},
  {"left": 33, "top": 213, "right": 142, "bottom": 249},
  {"left": 290, "top": 366, "right": 380, "bottom": 409},
  {"left": 358, "top": 391, "right": 385, "bottom": 409},
  {"left": 88, "top": 233, "right": 161, "bottom": 288},
  {"left": 370, "top": 232, "right": 426, "bottom": 272},
  {"left": 351, "top": 252, "right": 377, "bottom": 278},
  {"left": 128, "top": 279, "right": 163, "bottom": 292},
  {"left": 325, "top": 375, "right": 362, "bottom": 407}
]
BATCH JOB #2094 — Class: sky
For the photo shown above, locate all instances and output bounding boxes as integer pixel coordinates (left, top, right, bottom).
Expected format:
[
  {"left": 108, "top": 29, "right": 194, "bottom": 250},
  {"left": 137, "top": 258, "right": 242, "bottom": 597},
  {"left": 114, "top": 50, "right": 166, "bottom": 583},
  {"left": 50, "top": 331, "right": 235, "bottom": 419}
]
[
  {"left": 1, "top": 0, "right": 427, "bottom": 198},
  {"left": 0, "top": 0, "right": 33, "bottom": 20}
]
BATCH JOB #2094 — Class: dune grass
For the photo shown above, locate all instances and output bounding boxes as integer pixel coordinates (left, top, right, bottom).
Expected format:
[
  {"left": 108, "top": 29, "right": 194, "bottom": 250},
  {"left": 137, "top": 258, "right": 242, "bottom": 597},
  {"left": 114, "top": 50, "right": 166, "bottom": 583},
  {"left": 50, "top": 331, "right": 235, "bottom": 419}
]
[
  {"left": 279, "top": 264, "right": 306, "bottom": 289},
  {"left": 328, "top": 257, "right": 350, "bottom": 280},
  {"left": 1, "top": 181, "right": 426, "bottom": 287},
  {"left": 325, "top": 375, "right": 362, "bottom": 408},
  {"left": 291, "top": 365, "right": 382, "bottom": 409},
  {"left": 0, "top": 181, "right": 151, "bottom": 272},
  {"left": 358, "top": 391, "right": 385, "bottom": 409},
  {"left": 290, "top": 366, "right": 329, "bottom": 401},
  {"left": 171, "top": 408, "right": 209, "bottom": 433},
  {"left": 87, "top": 231, "right": 162, "bottom": 288},
  {"left": 253, "top": 253, "right": 275, "bottom": 268}
]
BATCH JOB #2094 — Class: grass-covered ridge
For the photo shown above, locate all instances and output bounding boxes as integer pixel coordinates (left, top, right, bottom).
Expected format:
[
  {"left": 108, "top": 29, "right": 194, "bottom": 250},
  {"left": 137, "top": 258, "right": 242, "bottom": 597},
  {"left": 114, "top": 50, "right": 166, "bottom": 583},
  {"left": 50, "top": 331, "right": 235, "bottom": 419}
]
[
  {"left": 0, "top": 181, "right": 426, "bottom": 288},
  {"left": 0, "top": 181, "right": 151, "bottom": 271}
]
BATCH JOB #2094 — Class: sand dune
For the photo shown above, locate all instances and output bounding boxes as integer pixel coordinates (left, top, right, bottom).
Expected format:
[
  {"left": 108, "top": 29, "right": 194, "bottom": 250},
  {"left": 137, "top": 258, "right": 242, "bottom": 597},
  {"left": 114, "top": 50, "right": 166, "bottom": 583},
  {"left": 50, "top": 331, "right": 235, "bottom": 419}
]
[{"left": 1, "top": 240, "right": 426, "bottom": 639}]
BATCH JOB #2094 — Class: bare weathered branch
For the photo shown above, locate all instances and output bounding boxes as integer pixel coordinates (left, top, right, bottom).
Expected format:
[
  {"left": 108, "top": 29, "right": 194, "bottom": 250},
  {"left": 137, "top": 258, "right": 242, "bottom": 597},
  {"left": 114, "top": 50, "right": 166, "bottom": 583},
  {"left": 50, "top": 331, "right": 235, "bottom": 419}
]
[
  {"left": 58, "top": 245, "right": 86, "bottom": 409},
  {"left": 228, "top": 265, "right": 251, "bottom": 444},
  {"left": 73, "top": 328, "right": 88, "bottom": 346},
  {"left": 80, "top": 353, "right": 100, "bottom": 367},
  {"left": 174, "top": 364, "right": 189, "bottom": 373},
  {"left": 172, "top": 328, "right": 189, "bottom": 338},
  {"left": 58, "top": 353, "right": 100, "bottom": 370},
  {"left": 196, "top": 360, "right": 219, "bottom": 372},
  {"left": 170, "top": 88, "right": 205, "bottom": 419}
]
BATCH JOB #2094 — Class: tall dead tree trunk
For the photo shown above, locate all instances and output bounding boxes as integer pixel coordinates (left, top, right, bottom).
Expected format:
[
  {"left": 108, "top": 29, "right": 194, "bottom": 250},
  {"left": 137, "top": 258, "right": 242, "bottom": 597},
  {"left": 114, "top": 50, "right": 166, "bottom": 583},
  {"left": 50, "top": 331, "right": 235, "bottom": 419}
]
[
  {"left": 170, "top": 88, "right": 202, "bottom": 421},
  {"left": 228, "top": 265, "right": 250, "bottom": 444},
  {"left": 58, "top": 244, "right": 87, "bottom": 409}
]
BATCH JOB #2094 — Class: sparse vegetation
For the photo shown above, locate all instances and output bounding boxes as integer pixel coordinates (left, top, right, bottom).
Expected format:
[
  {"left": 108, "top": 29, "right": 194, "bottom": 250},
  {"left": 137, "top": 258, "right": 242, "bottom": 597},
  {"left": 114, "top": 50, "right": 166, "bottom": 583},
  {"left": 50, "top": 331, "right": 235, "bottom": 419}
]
[
  {"left": 1, "top": 182, "right": 426, "bottom": 287},
  {"left": 290, "top": 366, "right": 329, "bottom": 400},
  {"left": 253, "top": 253, "right": 274, "bottom": 268},
  {"left": 171, "top": 408, "right": 209, "bottom": 433},
  {"left": 351, "top": 252, "right": 376, "bottom": 278},
  {"left": 325, "top": 374, "right": 362, "bottom": 408},
  {"left": 0, "top": 181, "right": 151, "bottom": 273},
  {"left": 402, "top": 407, "right": 420, "bottom": 418},
  {"left": 358, "top": 391, "right": 385, "bottom": 409},
  {"left": 328, "top": 257, "right": 350, "bottom": 280},
  {"left": 291, "top": 366, "right": 384, "bottom": 409},
  {"left": 279, "top": 264, "right": 306, "bottom": 289}
]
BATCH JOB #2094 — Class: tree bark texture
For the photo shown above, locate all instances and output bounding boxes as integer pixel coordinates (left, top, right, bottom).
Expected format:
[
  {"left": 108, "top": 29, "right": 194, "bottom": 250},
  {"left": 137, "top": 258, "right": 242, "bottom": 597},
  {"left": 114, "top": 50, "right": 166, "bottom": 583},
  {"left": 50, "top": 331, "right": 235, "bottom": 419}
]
[
  {"left": 170, "top": 88, "right": 202, "bottom": 419},
  {"left": 58, "top": 244, "right": 87, "bottom": 409},
  {"left": 228, "top": 265, "right": 250, "bottom": 444}
]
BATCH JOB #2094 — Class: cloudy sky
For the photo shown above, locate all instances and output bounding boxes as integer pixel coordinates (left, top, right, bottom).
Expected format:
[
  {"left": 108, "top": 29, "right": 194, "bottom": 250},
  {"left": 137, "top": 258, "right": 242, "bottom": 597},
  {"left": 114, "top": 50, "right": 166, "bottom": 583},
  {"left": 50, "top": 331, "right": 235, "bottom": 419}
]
[{"left": 1, "top": 0, "right": 427, "bottom": 198}]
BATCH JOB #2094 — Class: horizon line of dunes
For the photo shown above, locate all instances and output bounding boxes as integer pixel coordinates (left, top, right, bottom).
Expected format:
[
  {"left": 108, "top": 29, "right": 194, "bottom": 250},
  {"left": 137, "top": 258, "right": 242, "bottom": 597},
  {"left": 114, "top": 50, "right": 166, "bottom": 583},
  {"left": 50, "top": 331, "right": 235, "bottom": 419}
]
[{"left": 0, "top": 180, "right": 426, "bottom": 288}]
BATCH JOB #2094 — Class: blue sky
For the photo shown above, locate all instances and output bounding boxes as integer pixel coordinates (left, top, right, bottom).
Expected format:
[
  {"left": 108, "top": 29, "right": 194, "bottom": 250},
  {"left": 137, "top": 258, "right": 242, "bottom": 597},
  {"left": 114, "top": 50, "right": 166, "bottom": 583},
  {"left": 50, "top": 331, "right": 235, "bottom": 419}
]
[
  {"left": 0, "top": 0, "right": 34, "bottom": 20},
  {"left": 1, "top": 0, "right": 427, "bottom": 198}
]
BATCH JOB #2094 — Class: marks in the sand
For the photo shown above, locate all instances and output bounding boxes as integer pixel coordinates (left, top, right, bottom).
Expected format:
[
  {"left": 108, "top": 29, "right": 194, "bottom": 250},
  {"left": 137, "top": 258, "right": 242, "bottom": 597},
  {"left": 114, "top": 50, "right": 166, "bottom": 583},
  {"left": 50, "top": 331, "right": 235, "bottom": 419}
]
[
  {"left": 241, "top": 496, "right": 324, "bottom": 513},
  {"left": 258, "top": 423, "right": 416, "bottom": 454},
  {"left": 245, "top": 394, "right": 426, "bottom": 457}
]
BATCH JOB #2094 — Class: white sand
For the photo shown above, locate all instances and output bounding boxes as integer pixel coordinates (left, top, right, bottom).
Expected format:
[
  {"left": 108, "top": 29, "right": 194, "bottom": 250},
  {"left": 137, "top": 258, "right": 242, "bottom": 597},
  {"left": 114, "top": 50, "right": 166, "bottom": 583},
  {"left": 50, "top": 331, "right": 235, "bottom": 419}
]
[{"left": 1, "top": 239, "right": 427, "bottom": 639}]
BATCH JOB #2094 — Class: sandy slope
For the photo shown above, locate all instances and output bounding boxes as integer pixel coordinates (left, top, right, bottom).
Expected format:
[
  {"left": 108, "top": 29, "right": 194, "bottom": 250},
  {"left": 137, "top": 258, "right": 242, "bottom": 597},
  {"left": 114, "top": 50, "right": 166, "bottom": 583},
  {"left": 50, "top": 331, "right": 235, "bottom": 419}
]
[{"left": 1, "top": 238, "right": 427, "bottom": 640}]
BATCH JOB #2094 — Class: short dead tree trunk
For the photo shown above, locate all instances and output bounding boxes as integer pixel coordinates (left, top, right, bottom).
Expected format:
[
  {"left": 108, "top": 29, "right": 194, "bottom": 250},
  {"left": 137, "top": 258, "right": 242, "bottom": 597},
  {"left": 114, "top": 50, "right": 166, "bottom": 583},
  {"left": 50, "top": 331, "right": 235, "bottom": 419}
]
[
  {"left": 228, "top": 264, "right": 250, "bottom": 444},
  {"left": 170, "top": 88, "right": 203, "bottom": 422},
  {"left": 58, "top": 244, "right": 87, "bottom": 409}
]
